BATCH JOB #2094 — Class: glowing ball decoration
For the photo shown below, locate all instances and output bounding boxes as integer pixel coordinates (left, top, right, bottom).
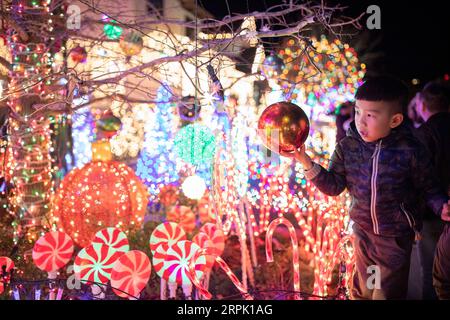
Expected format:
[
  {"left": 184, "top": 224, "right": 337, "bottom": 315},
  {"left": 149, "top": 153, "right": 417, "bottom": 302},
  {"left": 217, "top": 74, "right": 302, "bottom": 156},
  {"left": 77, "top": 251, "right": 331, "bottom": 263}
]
[
  {"left": 70, "top": 46, "right": 87, "bottom": 63},
  {"left": 174, "top": 124, "right": 215, "bottom": 166},
  {"left": 182, "top": 175, "right": 206, "bottom": 200},
  {"left": 104, "top": 20, "right": 123, "bottom": 40},
  {"left": 119, "top": 31, "right": 144, "bottom": 56},
  {"left": 51, "top": 161, "right": 148, "bottom": 247},
  {"left": 96, "top": 111, "right": 121, "bottom": 139},
  {"left": 257, "top": 101, "right": 310, "bottom": 154},
  {"left": 261, "top": 53, "right": 285, "bottom": 79}
]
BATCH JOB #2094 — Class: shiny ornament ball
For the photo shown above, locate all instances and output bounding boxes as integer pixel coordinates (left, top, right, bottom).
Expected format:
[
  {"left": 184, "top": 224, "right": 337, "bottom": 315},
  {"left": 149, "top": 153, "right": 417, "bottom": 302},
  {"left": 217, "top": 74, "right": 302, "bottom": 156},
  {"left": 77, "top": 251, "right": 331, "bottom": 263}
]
[
  {"left": 261, "top": 53, "right": 285, "bottom": 79},
  {"left": 178, "top": 96, "right": 201, "bottom": 122},
  {"left": 70, "top": 46, "right": 87, "bottom": 63},
  {"left": 257, "top": 101, "right": 310, "bottom": 153},
  {"left": 119, "top": 31, "right": 144, "bottom": 56}
]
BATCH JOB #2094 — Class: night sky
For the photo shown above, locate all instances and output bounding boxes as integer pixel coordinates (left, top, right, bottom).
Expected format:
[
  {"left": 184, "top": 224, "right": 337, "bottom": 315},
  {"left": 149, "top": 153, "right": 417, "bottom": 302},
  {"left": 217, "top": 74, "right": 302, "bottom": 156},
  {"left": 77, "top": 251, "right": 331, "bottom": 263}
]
[{"left": 199, "top": 0, "right": 450, "bottom": 87}]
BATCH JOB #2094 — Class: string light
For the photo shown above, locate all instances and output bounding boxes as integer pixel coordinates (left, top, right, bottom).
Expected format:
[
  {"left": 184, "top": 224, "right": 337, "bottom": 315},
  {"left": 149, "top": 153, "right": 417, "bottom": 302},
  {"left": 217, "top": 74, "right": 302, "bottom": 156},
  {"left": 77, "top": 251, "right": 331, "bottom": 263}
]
[{"left": 136, "top": 84, "right": 180, "bottom": 195}]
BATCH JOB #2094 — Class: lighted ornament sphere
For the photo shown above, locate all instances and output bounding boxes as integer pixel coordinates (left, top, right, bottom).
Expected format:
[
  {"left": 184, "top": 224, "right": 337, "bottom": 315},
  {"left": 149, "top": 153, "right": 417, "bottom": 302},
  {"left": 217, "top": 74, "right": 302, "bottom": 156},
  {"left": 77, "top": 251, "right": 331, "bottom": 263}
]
[
  {"left": 104, "top": 21, "right": 123, "bottom": 40},
  {"left": 174, "top": 124, "right": 215, "bottom": 166},
  {"left": 51, "top": 161, "right": 148, "bottom": 247},
  {"left": 261, "top": 53, "right": 285, "bottom": 79},
  {"left": 257, "top": 101, "right": 310, "bottom": 153},
  {"left": 178, "top": 96, "right": 201, "bottom": 122},
  {"left": 70, "top": 46, "right": 87, "bottom": 63},
  {"left": 182, "top": 175, "right": 206, "bottom": 200},
  {"left": 119, "top": 31, "right": 144, "bottom": 56},
  {"left": 96, "top": 110, "right": 121, "bottom": 139}
]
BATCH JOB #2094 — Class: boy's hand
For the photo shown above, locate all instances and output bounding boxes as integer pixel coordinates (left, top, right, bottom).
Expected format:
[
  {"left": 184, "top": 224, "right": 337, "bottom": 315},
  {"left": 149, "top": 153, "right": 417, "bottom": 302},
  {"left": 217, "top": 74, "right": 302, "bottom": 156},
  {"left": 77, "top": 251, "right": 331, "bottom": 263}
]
[
  {"left": 441, "top": 200, "right": 450, "bottom": 222},
  {"left": 279, "top": 145, "right": 314, "bottom": 170}
]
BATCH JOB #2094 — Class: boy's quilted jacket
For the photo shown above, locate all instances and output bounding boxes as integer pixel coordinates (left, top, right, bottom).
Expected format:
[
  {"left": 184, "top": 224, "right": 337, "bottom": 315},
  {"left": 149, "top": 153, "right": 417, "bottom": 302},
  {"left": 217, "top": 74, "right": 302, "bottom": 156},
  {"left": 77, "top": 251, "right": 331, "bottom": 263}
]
[{"left": 305, "top": 121, "right": 448, "bottom": 237}]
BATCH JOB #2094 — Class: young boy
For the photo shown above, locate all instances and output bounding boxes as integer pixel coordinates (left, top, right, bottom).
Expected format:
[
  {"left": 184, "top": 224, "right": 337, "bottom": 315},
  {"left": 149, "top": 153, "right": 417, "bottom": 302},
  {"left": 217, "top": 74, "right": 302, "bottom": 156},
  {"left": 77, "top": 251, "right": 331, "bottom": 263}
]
[
  {"left": 415, "top": 81, "right": 450, "bottom": 299},
  {"left": 281, "top": 76, "right": 450, "bottom": 299}
]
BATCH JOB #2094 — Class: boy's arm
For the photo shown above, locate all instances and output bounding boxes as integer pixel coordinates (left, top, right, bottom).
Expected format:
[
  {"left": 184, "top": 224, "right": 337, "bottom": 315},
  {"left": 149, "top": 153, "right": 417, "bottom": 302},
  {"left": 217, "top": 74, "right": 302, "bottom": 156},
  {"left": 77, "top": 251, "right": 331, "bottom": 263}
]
[
  {"left": 282, "top": 143, "right": 347, "bottom": 196},
  {"left": 411, "top": 142, "right": 449, "bottom": 217}
]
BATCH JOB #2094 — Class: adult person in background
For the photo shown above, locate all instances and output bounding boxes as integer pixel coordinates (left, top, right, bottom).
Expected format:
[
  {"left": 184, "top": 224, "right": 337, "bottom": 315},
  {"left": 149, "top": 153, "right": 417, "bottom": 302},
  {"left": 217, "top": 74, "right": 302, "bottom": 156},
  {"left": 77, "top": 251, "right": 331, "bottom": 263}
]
[
  {"left": 407, "top": 93, "right": 424, "bottom": 128},
  {"left": 415, "top": 81, "right": 450, "bottom": 299}
]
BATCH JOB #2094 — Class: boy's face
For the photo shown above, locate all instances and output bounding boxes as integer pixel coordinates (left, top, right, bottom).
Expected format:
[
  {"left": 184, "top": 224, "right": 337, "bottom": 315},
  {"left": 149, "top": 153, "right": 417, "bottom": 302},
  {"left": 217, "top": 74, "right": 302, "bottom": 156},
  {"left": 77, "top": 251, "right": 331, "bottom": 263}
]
[{"left": 354, "top": 100, "right": 404, "bottom": 142}]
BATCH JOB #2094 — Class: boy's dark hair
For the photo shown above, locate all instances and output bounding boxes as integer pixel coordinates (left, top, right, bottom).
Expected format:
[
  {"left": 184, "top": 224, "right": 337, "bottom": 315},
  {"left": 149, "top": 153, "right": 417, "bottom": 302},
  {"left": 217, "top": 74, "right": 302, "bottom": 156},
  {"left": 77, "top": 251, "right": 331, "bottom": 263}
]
[
  {"left": 355, "top": 76, "right": 409, "bottom": 114},
  {"left": 417, "top": 81, "right": 450, "bottom": 113}
]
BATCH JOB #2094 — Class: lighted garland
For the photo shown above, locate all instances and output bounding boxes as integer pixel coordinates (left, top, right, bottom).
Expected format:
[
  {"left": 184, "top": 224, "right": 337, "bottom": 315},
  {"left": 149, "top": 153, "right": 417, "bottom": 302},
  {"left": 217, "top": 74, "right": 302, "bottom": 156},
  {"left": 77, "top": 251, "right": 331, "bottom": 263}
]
[{"left": 3, "top": 0, "right": 71, "bottom": 243}]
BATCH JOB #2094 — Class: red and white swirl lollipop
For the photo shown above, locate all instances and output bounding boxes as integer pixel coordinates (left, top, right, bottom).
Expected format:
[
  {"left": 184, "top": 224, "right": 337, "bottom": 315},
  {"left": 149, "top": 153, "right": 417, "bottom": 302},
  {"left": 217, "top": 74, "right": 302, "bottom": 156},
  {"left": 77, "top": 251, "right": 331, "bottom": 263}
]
[
  {"left": 162, "top": 240, "right": 206, "bottom": 286},
  {"left": 0, "top": 257, "right": 14, "bottom": 295},
  {"left": 193, "top": 233, "right": 215, "bottom": 269},
  {"left": 92, "top": 227, "right": 129, "bottom": 253},
  {"left": 74, "top": 243, "right": 123, "bottom": 285},
  {"left": 149, "top": 222, "right": 186, "bottom": 255},
  {"left": 32, "top": 231, "right": 74, "bottom": 273},
  {"left": 199, "top": 223, "right": 225, "bottom": 257},
  {"left": 111, "top": 250, "right": 151, "bottom": 299},
  {"left": 152, "top": 243, "right": 169, "bottom": 278}
]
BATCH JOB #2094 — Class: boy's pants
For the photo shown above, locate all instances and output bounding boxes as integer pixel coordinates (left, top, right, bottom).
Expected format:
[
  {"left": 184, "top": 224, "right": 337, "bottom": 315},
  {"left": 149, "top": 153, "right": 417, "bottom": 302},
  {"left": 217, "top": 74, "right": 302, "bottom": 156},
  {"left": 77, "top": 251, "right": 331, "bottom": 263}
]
[
  {"left": 350, "top": 224, "right": 414, "bottom": 300},
  {"left": 433, "top": 223, "right": 450, "bottom": 299}
]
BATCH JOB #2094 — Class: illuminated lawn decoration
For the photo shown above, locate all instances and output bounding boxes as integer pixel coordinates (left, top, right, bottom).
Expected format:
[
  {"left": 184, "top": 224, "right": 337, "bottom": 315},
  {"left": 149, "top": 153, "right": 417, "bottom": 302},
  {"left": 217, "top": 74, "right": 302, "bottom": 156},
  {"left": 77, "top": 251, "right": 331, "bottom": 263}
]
[
  {"left": 174, "top": 124, "right": 216, "bottom": 166},
  {"left": 51, "top": 161, "right": 148, "bottom": 247},
  {"left": 136, "top": 84, "right": 179, "bottom": 195}
]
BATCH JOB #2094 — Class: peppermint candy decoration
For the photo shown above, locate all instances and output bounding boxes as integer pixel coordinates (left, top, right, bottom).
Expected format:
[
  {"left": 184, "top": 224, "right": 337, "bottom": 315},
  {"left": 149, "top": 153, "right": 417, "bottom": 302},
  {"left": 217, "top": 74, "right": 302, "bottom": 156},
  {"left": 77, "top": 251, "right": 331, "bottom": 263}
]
[
  {"left": 152, "top": 243, "right": 169, "bottom": 278},
  {"left": 111, "top": 250, "right": 151, "bottom": 299},
  {"left": 199, "top": 223, "right": 225, "bottom": 256},
  {"left": 162, "top": 240, "right": 206, "bottom": 285},
  {"left": 149, "top": 222, "right": 186, "bottom": 255},
  {"left": 32, "top": 231, "right": 74, "bottom": 272},
  {"left": 74, "top": 243, "right": 123, "bottom": 284},
  {"left": 92, "top": 227, "right": 129, "bottom": 253},
  {"left": 193, "top": 233, "right": 215, "bottom": 269}
]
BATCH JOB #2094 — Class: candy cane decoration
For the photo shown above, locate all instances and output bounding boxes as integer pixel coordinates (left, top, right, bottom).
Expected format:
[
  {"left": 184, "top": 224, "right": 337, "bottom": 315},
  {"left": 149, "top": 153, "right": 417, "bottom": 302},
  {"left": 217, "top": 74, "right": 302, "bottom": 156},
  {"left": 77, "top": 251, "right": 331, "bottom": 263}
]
[
  {"left": 265, "top": 217, "right": 300, "bottom": 299},
  {"left": 331, "top": 234, "right": 356, "bottom": 284},
  {"left": 313, "top": 221, "right": 339, "bottom": 297},
  {"left": 187, "top": 247, "right": 253, "bottom": 300}
]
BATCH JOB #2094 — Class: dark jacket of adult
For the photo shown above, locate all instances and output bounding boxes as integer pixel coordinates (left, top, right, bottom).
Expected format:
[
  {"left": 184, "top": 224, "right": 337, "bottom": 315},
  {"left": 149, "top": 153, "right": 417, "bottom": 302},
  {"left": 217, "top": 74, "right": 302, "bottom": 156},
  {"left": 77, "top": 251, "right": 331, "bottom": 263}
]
[{"left": 416, "top": 112, "right": 450, "bottom": 220}]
